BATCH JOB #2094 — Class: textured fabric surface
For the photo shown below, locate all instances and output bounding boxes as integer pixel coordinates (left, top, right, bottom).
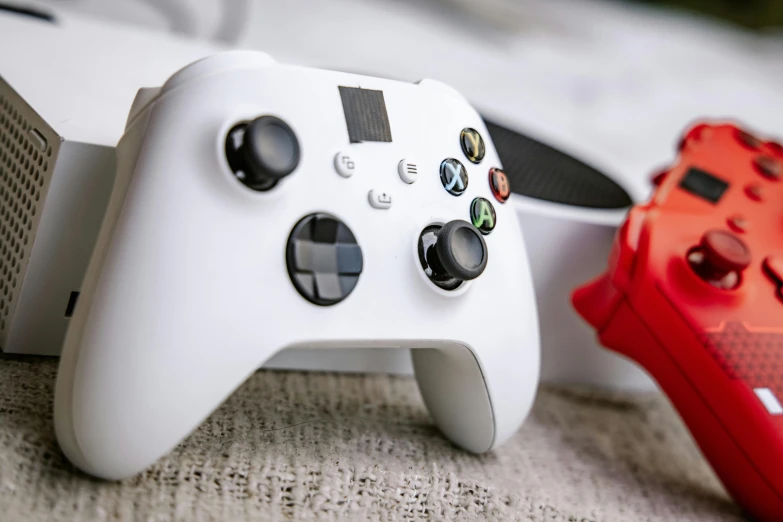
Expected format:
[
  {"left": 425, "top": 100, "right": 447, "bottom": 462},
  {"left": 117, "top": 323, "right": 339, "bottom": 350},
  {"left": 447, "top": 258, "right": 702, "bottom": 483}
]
[{"left": 0, "top": 356, "right": 747, "bottom": 521}]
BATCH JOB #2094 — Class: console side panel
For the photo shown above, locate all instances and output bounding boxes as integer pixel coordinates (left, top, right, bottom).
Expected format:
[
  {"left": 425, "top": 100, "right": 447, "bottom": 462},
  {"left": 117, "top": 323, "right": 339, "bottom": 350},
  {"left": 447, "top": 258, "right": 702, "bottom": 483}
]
[
  {"left": 0, "top": 76, "right": 61, "bottom": 352},
  {"left": 8, "top": 140, "right": 114, "bottom": 355}
]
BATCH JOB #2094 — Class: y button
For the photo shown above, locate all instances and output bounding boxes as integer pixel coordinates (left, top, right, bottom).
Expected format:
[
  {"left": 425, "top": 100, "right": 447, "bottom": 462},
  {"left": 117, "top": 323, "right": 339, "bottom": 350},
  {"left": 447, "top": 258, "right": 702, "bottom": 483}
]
[{"left": 460, "top": 128, "right": 485, "bottom": 164}]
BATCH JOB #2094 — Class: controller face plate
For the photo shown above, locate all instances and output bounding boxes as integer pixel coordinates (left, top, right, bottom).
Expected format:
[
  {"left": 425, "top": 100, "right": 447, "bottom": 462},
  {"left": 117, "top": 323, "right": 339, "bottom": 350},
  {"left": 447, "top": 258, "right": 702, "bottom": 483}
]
[
  {"left": 53, "top": 52, "right": 540, "bottom": 480},
  {"left": 573, "top": 123, "right": 783, "bottom": 520}
]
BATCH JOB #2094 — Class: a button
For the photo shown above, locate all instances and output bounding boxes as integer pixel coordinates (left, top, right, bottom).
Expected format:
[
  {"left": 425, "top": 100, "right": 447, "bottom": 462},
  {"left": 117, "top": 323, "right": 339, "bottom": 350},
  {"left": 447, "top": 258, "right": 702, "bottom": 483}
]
[
  {"left": 225, "top": 116, "right": 299, "bottom": 191},
  {"left": 735, "top": 128, "right": 763, "bottom": 150},
  {"left": 440, "top": 158, "right": 468, "bottom": 196},
  {"left": 470, "top": 197, "right": 496, "bottom": 235},
  {"left": 418, "top": 220, "right": 488, "bottom": 290},
  {"left": 753, "top": 155, "right": 782, "bottom": 180},
  {"left": 287, "top": 213, "right": 363, "bottom": 306},
  {"left": 488, "top": 167, "right": 510, "bottom": 203},
  {"left": 727, "top": 215, "right": 748, "bottom": 233},
  {"left": 334, "top": 152, "right": 357, "bottom": 178},
  {"left": 688, "top": 230, "right": 751, "bottom": 289},
  {"left": 368, "top": 190, "right": 392, "bottom": 209},
  {"left": 746, "top": 184, "right": 764, "bottom": 201},
  {"left": 398, "top": 158, "right": 418, "bottom": 184},
  {"left": 460, "top": 128, "right": 485, "bottom": 164}
]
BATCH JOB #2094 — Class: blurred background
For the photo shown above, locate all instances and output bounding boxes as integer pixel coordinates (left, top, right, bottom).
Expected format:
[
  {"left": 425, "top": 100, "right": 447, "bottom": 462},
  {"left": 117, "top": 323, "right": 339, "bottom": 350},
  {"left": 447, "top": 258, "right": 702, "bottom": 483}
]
[
  {"left": 18, "top": 0, "right": 782, "bottom": 207},
  {"left": 3, "top": 0, "right": 780, "bottom": 376}
]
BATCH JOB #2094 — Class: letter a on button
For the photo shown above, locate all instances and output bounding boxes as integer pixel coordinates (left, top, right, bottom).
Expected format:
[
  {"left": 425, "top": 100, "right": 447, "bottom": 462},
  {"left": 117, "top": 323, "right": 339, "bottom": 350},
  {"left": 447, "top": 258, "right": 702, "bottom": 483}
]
[{"left": 470, "top": 197, "right": 496, "bottom": 235}]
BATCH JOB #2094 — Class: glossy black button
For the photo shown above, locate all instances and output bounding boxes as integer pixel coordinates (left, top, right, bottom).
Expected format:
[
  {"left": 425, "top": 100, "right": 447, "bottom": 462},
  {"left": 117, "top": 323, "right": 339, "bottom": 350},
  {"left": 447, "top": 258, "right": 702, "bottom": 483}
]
[
  {"left": 460, "top": 128, "right": 485, "bottom": 164},
  {"left": 754, "top": 155, "right": 782, "bottom": 180},
  {"left": 735, "top": 128, "right": 763, "bottom": 151},
  {"left": 225, "top": 116, "right": 300, "bottom": 191},
  {"left": 470, "top": 197, "right": 496, "bottom": 235},
  {"left": 488, "top": 167, "right": 510, "bottom": 203},
  {"left": 440, "top": 158, "right": 468, "bottom": 196},
  {"left": 287, "top": 213, "right": 362, "bottom": 305},
  {"left": 418, "top": 220, "right": 488, "bottom": 290}
]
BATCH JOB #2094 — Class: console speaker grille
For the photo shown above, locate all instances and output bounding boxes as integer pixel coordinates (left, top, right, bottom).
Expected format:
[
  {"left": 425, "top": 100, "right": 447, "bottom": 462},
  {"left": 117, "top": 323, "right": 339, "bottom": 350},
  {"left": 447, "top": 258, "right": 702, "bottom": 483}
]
[{"left": 0, "top": 78, "right": 56, "bottom": 345}]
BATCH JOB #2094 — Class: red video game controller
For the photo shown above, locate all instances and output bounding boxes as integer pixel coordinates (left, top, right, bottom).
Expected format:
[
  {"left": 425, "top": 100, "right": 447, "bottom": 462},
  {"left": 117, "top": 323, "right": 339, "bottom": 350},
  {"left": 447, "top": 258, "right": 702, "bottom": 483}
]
[{"left": 573, "top": 123, "right": 783, "bottom": 520}]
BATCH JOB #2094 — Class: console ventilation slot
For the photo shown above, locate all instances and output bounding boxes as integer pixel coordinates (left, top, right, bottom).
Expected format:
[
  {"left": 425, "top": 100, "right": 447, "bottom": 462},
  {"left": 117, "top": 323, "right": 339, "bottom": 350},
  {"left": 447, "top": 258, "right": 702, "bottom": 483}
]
[{"left": 0, "top": 92, "right": 52, "bottom": 337}]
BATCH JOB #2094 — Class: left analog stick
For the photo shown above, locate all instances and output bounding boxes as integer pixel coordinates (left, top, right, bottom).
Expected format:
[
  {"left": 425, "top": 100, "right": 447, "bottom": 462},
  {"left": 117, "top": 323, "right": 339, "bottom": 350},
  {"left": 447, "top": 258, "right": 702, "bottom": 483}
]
[{"left": 225, "top": 116, "right": 300, "bottom": 191}]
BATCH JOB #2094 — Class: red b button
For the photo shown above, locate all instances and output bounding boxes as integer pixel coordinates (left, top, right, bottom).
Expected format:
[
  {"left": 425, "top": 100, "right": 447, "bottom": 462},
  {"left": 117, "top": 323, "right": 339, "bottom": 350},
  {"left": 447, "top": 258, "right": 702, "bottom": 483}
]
[{"left": 489, "top": 167, "right": 510, "bottom": 203}]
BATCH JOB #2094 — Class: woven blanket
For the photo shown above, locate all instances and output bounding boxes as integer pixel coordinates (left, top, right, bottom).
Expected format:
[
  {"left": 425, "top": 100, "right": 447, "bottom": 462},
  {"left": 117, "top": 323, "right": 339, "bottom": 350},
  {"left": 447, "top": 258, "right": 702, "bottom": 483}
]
[{"left": 0, "top": 356, "right": 745, "bottom": 521}]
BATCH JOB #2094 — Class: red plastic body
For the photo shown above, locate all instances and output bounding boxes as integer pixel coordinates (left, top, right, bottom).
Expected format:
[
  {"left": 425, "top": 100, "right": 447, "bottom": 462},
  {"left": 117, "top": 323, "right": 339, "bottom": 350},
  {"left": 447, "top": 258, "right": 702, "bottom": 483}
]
[{"left": 573, "top": 123, "right": 783, "bottom": 521}]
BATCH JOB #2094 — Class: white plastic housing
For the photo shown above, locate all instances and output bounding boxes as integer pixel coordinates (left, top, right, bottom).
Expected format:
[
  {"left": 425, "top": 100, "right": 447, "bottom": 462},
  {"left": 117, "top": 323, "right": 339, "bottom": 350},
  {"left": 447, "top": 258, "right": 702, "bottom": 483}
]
[
  {"left": 54, "top": 52, "right": 541, "bottom": 479},
  {"left": 511, "top": 195, "right": 657, "bottom": 392},
  {"left": 0, "top": 7, "right": 218, "bottom": 354}
]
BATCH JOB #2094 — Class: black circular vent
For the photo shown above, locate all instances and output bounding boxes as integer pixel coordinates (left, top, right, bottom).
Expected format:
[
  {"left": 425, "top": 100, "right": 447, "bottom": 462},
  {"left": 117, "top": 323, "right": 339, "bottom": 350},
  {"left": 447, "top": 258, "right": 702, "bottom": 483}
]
[{"left": 483, "top": 119, "right": 632, "bottom": 209}]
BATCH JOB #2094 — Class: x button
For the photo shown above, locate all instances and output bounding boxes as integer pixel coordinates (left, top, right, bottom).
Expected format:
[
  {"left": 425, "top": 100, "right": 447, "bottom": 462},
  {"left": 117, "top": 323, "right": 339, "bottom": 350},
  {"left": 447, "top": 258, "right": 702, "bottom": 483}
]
[{"left": 440, "top": 158, "right": 468, "bottom": 196}]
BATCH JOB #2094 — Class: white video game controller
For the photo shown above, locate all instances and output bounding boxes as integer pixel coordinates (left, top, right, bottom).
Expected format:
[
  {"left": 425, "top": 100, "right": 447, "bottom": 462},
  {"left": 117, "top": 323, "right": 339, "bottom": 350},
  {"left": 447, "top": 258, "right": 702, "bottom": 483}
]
[{"left": 54, "top": 51, "right": 541, "bottom": 480}]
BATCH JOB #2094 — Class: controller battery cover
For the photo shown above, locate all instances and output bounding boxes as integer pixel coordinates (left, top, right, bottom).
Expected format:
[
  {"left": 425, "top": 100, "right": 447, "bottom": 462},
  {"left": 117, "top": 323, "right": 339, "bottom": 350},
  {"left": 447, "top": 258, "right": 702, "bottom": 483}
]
[{"left": 573, "top": 123, "right": 783, "bottom": 520}]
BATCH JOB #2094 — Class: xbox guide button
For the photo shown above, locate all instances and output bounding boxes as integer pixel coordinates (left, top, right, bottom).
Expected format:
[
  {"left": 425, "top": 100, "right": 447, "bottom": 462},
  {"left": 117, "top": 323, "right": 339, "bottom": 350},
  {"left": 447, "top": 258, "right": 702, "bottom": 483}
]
[{"left": 225, "top": 116, "right": 300, "bottom": 191}]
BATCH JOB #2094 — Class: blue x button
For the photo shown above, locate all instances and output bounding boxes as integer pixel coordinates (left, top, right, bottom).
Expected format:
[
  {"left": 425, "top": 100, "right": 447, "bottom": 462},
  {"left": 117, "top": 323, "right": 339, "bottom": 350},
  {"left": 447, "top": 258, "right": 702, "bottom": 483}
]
[{"left": 440, "top": 158, "right": 468, "bottom": 196}]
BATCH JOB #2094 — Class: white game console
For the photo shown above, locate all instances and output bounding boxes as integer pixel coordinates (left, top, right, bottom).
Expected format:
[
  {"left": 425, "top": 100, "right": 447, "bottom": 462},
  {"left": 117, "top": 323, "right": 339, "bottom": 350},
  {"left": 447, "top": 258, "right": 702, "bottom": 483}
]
[
  {"left": 54, "top": 51, "right": 541, "bottom": 479},
  {"left": 478, "top": 118, "right": 653, "bottom": 391},
  {"left": 0, "top": 5, "right": 218, "bottom": 355}
]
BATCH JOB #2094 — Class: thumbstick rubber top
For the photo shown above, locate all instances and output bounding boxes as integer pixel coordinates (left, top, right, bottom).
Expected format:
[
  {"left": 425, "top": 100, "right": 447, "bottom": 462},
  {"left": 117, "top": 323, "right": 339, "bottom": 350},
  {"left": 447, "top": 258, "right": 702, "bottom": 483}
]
[
  {"left": 434, "top": 220, "right": 488, "bottom": 281},
  {"left": 699, "top": 230, "right": 751, "bottom": 274},
  {"left": 242, "top": 116, "right": 300, "bottom": 186},
  {"left": 225, "top": 116, "right": 300, "bottom": 191}
]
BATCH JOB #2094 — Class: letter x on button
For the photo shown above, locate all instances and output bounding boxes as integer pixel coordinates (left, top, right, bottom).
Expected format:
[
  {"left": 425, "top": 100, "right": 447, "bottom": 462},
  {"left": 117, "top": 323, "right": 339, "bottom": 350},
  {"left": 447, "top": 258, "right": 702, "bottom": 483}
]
[{"left": 440, "top": 158, "right": 468, "bottom": 196}]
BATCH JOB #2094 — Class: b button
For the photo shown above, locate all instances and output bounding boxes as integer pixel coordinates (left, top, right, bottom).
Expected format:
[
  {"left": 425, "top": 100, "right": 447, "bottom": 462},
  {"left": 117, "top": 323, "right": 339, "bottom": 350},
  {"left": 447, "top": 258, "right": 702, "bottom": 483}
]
[
  {"left": 470, "top": 197, "right": 496, "bottom": 235},
  {"left": 460, "top": 128, "right": 485, "bottom": 164},
  {"left": 489, "top": 167, "right": 510, "bottom": 203}
]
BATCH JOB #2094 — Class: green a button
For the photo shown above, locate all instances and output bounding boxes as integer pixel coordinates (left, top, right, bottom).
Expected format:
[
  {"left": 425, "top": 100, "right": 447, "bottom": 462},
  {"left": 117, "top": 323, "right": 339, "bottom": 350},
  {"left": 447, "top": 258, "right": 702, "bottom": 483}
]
[{"left": 470, "top": 197, "right": 496, "bottom": 235}]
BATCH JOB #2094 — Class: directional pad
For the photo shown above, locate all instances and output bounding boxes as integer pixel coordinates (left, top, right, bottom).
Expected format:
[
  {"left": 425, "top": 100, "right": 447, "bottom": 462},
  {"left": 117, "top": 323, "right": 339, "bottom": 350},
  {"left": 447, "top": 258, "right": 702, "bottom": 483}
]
[{"left": 286, "top": 213, "right": 363, "bottom": 305}]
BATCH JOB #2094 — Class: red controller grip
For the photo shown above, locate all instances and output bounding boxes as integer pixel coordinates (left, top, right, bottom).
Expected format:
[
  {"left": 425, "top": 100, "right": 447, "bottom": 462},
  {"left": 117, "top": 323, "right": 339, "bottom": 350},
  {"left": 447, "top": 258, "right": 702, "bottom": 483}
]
[{"left": 573, "top": 123, "right": 783, "bottom": 521}]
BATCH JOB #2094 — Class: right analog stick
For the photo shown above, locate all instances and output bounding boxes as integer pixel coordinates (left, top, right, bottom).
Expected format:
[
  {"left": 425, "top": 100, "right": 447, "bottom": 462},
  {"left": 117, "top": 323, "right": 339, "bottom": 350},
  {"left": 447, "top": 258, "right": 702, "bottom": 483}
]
[
  {"left": 689, "top": 230, "right": 751, "bottom": 288},
  {"left": 420, "top": 220, "right": 488, "bottom": 290}
]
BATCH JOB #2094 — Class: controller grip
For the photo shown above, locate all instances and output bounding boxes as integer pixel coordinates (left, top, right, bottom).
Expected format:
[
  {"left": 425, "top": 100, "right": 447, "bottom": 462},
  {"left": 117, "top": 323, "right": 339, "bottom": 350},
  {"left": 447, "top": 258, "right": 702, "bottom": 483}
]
[
  {"left": 599, "top": 304, "right": 783, "bottom": 520},
  {"left": 572, "top": 273, "right": 623, "bottom": 333},
  {"left": 412, "top": 336, "right": 538, "bottom": 453}
]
